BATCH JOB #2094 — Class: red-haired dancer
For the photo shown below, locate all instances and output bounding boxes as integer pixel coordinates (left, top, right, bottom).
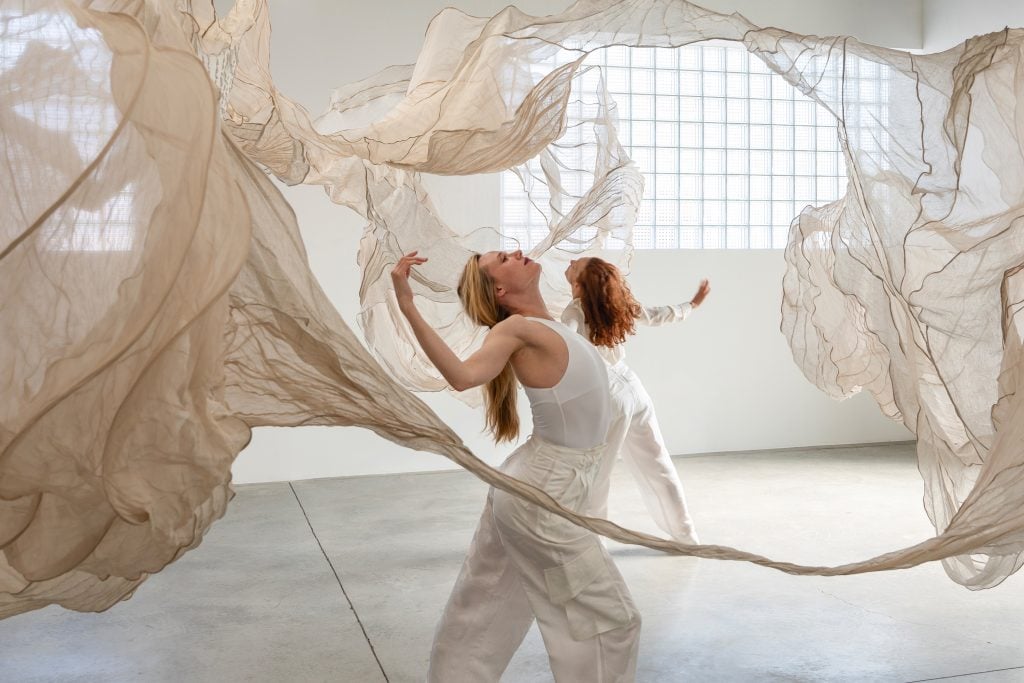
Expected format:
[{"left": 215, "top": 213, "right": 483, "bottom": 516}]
[{"left": 563, "top": 257, "right": 710, "bottom": 545}]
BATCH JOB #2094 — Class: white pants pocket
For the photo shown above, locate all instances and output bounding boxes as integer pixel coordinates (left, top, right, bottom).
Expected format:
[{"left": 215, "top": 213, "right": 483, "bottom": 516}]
[{"left": 543, "top": 543, "right": 638, "bottom": 641}]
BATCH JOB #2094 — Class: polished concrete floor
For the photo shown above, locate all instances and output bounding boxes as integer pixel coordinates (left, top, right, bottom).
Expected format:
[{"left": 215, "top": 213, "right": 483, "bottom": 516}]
[{"left": 4, "top": 442, "right": 1024, "bottom": 682}]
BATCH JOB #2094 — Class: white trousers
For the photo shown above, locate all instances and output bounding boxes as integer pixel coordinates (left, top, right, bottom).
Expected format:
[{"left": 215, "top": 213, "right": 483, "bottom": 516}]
[
  {"left": 589, "top": 364, "right": 699, "bottom": 544},
  {"left": 428, "top": 436, "right": 641, "bottom": 683}
]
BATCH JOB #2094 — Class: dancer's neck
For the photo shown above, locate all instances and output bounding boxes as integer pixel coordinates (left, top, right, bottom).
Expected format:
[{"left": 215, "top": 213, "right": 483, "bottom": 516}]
[
  {"left": 517, "top": 307, "right": 554, "bottom": 320},
  {"left": 505, "top": 292, "right": 552, "bottom": 320}
]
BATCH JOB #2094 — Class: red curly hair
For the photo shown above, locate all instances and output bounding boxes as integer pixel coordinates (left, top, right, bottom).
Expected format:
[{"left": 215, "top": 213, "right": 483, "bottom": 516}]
[{"left": 576, "top": 257, "right": 642, "bottom": 348}]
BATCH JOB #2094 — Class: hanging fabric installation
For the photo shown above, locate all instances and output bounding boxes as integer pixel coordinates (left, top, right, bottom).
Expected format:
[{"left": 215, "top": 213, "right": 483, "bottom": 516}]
[{"left": 2, "top": 0, "right": 1023, "bottom": 618}]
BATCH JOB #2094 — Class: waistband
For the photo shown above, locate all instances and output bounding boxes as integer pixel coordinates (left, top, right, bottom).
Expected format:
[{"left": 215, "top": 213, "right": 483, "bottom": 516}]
[{"left": 523, "top": 434, "right": 606, "bottom": 463}]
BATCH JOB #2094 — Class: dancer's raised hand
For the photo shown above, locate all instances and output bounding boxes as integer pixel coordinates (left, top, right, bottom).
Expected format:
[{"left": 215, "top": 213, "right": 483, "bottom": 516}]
[
  {"left": 690, "top": 278, "right": 710, "bottom": 308},
  {"left": 391, "top": 251, "right": 428, "bottom": 310}
]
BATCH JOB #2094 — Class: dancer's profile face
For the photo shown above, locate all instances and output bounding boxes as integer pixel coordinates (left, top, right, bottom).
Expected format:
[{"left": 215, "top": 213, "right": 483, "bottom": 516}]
[
  {"left": 479, "top": 250, "right": 540, "bottom": 296},
  {"left": 564, "top": 257, "right": 591, "bottom": 297}
]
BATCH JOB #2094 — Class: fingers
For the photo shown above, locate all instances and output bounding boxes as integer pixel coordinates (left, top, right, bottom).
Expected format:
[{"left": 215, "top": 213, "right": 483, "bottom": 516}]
[
  {"left": 691, "top": 278, "right": 711, "bottom": 307},
  {"left": 398, "top": 251, "right": 428, "bottom": 265},
  {"left": 395, "top": 252, "right": 428, "bottom": 266},
  {"left": 391, "top": 252, "right": 428, "bottom": 281}
]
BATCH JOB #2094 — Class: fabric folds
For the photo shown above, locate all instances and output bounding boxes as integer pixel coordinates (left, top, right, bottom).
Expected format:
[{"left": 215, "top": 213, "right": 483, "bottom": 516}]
[{"left": 4, "top": 0, "right": 1024, "bottom": 618}]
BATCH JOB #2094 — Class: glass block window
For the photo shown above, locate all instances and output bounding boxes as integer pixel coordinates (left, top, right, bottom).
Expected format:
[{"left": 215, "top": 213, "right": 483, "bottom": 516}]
[{"left": 501, "top": 42, "right": 890, "bottom": 249}]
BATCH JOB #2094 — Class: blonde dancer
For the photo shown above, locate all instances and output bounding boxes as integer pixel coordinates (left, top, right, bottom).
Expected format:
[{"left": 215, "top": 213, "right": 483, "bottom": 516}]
[
  {"left": 563, "top": 257, "right": 709, "bottom": 545},
  {"left": 391, "top": 250, "right": 641, "bottom": 682}
]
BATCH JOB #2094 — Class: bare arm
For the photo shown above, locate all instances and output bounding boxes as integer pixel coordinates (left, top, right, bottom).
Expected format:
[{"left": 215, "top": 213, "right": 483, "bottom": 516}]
[{"left": 391, "top": 253, "right": 523, "bottom": 391}]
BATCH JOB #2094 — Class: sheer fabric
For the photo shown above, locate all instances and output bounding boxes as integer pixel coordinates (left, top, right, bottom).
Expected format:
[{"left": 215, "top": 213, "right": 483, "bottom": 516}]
[
  {"left": 208, "top": 0, "right": 1024, "bottom": 588},
  {"left": 3, "top": 0, "right": 1024, "bottom": 618}
]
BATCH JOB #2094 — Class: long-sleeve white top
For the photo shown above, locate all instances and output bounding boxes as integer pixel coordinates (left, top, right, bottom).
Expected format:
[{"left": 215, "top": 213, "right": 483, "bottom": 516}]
[{"left": 560, "top": 298, "right": 692, "bottom": 368}]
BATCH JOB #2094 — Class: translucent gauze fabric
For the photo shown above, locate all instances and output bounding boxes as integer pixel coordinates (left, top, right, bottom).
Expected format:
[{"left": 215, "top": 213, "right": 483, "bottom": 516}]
[{"left": 2, "top": 0, "right": 1023, "bottom": 618}]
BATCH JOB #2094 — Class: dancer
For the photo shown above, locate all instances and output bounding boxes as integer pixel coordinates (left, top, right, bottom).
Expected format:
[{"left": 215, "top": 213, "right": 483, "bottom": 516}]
[
  {"left": 391, "top": 250, "right": 641, "bottom": 682},
  {"left": 563, "top": 256, "right": 709, "bottom": 545}
]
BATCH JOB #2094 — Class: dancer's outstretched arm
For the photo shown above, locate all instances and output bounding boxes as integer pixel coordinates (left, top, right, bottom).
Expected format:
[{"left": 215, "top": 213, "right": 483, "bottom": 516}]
[
  {"left": 391, "top": 252, "right": 522, "bottom": 391},
  {"left": 637, "top": 278, "right": 710, "bottom": 326}
]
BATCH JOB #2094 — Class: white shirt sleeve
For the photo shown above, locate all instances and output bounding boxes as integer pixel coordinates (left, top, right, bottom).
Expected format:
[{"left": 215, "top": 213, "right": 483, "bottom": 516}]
[
  {"left": 560, "top": 299, "right": 587, "bottom": 335},
  {"left": 636, "top": 302, "right": 693, "bottom": 327}
]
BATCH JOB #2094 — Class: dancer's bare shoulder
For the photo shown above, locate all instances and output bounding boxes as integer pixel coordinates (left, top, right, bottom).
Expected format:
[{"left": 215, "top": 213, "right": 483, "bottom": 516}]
[
  {"left": 494, "top": 315, "right": 565, "bottom": 353},
  {"left": 493, "top": 314, "right": 549, "bottom": 339}
]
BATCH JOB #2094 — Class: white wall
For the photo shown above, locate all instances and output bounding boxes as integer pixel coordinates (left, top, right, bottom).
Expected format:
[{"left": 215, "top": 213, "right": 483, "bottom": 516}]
[
  {"left": 923, "top": 0, "right": 1024, "bottom": 52},
  {"left": 230, "top": 0, "right": 918, "bottom": 484}
]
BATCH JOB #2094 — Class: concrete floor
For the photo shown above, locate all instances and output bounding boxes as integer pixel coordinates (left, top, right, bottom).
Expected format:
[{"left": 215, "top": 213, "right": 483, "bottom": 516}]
[{"left": 3, "top": 443, "right": 1024, "bottom": 682}]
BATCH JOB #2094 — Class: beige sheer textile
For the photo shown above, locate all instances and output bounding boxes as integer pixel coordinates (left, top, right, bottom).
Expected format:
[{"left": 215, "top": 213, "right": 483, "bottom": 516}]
[{"left": 3, "top": 0, "right": 1023, "bottom": 617}]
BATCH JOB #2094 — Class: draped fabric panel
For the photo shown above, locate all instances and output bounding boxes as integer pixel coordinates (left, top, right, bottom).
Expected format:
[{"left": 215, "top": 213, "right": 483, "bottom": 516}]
[{"left": 2, "top": 0, "right": 1023, "bottom": 617}]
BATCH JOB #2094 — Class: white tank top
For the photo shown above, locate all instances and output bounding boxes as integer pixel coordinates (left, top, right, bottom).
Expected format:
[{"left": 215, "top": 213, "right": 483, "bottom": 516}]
[{"left": 520, "top": 317, "right": 610, "bottom": 449}]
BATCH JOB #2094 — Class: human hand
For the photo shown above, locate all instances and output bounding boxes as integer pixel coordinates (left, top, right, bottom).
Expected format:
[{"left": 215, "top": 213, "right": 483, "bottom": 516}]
[
  {"left": 690, "top": 278, "right": 710, "bottom": 308},
  {"left": 391, "top": 251, "right": 428, "bottom": 311}
]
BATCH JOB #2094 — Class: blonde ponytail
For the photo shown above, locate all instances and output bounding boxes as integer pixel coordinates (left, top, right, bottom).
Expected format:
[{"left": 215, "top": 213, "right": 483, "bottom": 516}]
[{"left": 458, "top": 255, "right": 519, "bottom": 442}]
